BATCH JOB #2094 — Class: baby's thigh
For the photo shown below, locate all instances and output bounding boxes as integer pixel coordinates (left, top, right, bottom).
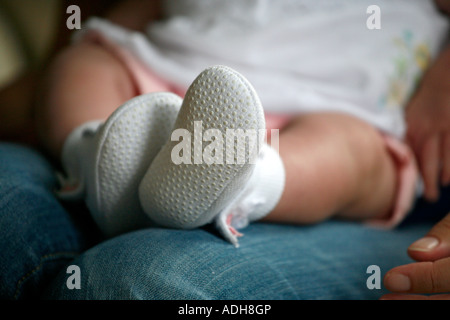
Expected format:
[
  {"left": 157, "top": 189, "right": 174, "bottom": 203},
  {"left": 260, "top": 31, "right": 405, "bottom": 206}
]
[
  {"left": 36, "top": 41, "right": 137, "bottom": 156},
  {"left": 278, "top": 112, "right": 399, "bottom": 220},
  {"left": 280, "top": 112, "right": 389, "bottom": 163}
]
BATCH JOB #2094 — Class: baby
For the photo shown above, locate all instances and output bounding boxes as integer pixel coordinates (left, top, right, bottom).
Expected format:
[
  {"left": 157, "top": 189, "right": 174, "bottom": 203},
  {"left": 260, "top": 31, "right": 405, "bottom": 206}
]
[{"left": 35, "top": 0, "right": 450, "bottom": 246}]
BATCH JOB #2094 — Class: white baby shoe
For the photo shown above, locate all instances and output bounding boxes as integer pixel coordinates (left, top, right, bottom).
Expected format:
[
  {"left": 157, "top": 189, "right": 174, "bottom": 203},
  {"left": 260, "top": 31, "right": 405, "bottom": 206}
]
[
  {"left": 213, "top": 142, "right": 285, "bottom": 246},
  {"left": 58, "top": 92, "right": 182, "bottom": 237},
  {"left": 139, "top": 66, "right": 285, "bottom": 246}
]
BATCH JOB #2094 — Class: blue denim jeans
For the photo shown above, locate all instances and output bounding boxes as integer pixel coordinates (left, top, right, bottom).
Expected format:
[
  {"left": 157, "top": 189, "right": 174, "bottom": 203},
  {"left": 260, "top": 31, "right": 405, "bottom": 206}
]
[
  {"left": 1, "top": 143, "right": 448, "bottom": 300},
  {"left": 0, "top": 143, "right": 99, "bottom": 299}
]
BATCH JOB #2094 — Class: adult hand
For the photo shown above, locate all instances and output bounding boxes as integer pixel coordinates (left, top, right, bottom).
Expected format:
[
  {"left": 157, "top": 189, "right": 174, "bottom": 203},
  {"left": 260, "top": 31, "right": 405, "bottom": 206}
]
[
  {"left": 405, "top": 46, "right": 450, "bottom": 202},
  {"left": 435, "top": 0, "right": 450, "bottom": 15},
  {"left": 381, "top": 213, "right": 450, "bottom": 299}
]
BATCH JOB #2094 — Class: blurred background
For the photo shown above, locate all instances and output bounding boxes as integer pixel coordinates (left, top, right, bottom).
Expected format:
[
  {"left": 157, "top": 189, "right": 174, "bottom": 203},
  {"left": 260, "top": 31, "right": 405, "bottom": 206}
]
[
  {"left": 0, "top": 0, "right": 120, "bottom": 146},
  {"left": 0, "top": 0, "right": 59, "bottom": 90}
]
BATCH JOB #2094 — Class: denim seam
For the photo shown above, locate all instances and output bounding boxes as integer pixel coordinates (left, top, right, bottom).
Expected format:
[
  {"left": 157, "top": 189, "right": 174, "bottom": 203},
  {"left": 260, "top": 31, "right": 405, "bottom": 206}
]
[{"left": 14, "top": 251, "right": 79, "bottom": 299}]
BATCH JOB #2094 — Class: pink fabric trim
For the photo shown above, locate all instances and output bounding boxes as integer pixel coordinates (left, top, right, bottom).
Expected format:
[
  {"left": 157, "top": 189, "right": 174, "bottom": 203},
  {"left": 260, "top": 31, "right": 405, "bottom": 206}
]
[
  {"left": 265, "top": 114, "right": 293, "bottom": 133},
  {"left": 365, "top": 134, "right": 419, "bottom": 228}
]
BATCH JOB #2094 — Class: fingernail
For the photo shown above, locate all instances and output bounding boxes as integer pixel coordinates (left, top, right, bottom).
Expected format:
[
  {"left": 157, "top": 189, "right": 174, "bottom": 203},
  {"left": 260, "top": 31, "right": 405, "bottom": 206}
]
[
  {"left": 385, "top": 273, "right": 411, "bottom": 292},
  {"left": 409, "top": 236, "right": 439, "bottom": 252}
]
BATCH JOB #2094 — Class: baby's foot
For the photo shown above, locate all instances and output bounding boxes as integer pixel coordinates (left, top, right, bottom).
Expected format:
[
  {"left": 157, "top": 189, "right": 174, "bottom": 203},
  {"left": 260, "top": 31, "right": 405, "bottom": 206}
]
[
  {"left": 59, "top": 92, "right": 182, "bottom": 236},
  {"left": 139, "top": 66, "right": 285, "bottom": 246}
]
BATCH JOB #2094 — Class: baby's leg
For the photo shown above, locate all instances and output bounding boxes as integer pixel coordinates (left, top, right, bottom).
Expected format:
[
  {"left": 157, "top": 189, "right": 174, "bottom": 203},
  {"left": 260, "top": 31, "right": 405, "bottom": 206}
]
[
  {"left": 35, "top": 41, "right": 138, "bottom": 159},
  {"left": 35, "top": 40, "right": 185, "bottom": 237},
  {"left": 267, "top": 112, "right": 398, "bottom": 224}
]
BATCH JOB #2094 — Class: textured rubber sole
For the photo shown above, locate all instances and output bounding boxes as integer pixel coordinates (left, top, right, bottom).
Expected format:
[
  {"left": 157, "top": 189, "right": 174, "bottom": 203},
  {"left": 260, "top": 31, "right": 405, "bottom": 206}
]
[
  {"left": 88, "top": 92, "right": 182, "bottom": 236},
  {"left": 139, "top": 65, "right": 266, "bottom": 229}
]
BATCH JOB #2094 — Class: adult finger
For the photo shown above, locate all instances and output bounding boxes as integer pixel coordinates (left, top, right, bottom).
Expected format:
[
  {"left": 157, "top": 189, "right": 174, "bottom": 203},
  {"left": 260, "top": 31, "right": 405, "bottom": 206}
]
[
  {"left": 381, "top": 293, "right": 450, "bottom": 300},
  {"left": 405, "top": 118, "right": 424, "bottom": 158},
  {"left": 420, "top": 135, "right": 441, "bottom": 202},
  {"left": 441, "top": 132, "right": 450, "bottom": 185},
  {"left": 384, "top": 257, "right": 450, "bottom": 294},
  {"left": 408, "top": 213, "right": 450, "bottom": 262}
]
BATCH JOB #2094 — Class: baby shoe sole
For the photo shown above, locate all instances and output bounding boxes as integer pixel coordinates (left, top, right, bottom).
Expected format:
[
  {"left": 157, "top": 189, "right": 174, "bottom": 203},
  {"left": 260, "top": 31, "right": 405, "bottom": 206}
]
[
  {"left": 139, "top": 65, "right": 265, "bottom": 229},
  {"left": 89, "top": 92, "right": 182, "bottom": 236}
]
